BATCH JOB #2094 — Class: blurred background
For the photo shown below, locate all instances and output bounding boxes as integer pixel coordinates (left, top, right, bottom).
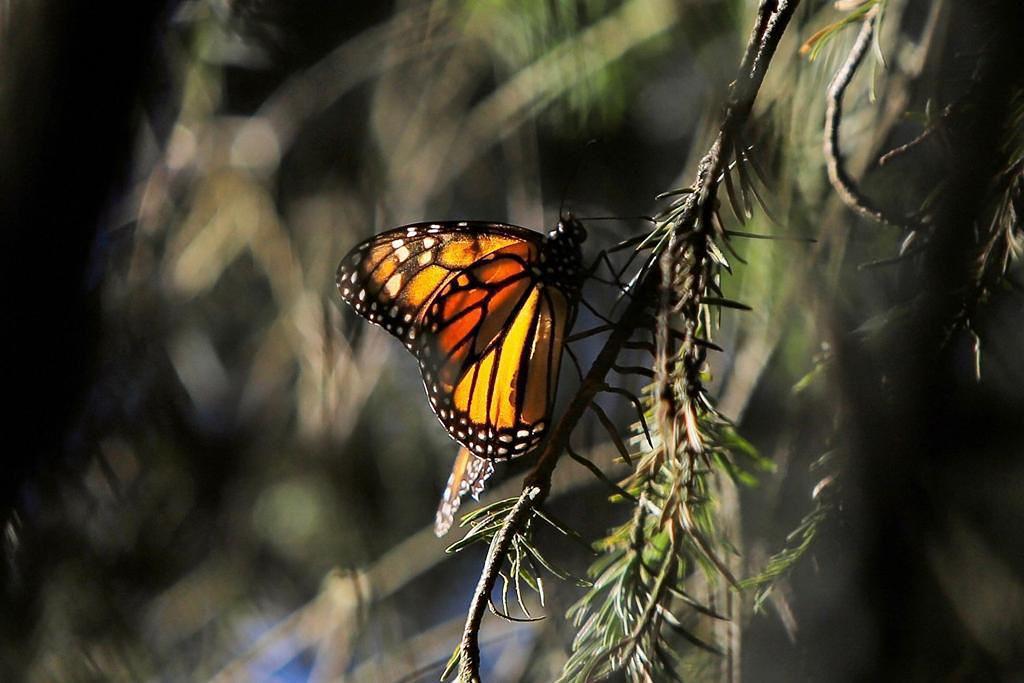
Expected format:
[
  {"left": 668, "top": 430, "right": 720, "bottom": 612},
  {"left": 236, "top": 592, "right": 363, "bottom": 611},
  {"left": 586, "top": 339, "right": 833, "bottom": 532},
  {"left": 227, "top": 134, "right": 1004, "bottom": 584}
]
[{"left": 2, "top": 0, "right": 1022, "bottom": 681}]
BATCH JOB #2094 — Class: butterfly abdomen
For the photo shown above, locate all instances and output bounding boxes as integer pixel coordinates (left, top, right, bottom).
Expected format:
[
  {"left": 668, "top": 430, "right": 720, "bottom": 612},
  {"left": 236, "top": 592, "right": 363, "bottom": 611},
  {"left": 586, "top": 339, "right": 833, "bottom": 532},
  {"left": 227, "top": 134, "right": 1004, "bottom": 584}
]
[{"left": 539, "top": 216, "right": 586, "bottom": 296}]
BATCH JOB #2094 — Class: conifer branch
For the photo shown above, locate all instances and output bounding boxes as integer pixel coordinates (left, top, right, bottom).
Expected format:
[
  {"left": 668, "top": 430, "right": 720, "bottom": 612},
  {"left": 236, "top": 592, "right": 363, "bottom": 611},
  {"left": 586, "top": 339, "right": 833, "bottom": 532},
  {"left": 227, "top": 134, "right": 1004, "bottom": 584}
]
[
  {"left": 453, "top": 2, "right": 800, "bottom": 680},
  {"left": 561, "top": 0, "right": 800, "bottom": 679}
]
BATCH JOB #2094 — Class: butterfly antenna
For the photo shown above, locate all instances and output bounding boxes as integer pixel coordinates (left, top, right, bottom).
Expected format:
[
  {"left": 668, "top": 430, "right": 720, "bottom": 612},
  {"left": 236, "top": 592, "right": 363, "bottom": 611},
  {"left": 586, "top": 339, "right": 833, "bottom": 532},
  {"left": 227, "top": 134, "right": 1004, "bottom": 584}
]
[{"left": 558, "top": 138, "right": 600, "bottom": 218}]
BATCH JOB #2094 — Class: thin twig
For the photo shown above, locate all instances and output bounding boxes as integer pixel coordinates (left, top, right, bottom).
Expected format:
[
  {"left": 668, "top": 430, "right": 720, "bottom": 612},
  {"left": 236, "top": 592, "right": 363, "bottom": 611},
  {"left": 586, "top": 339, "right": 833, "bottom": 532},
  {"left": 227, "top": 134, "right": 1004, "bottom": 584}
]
[
  {"left": 824, "top": 12, "right": 915, "bottom": 229},
  {"left": 876, "top": 103, "right": 951, "bottom": 167}
]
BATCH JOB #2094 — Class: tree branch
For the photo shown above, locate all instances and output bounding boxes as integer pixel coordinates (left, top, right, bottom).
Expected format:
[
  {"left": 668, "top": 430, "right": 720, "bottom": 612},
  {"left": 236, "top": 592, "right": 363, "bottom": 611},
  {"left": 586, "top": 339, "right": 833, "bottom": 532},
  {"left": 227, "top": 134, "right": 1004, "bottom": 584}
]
[
  {"left": 456, "top": 2, "right": 802, "bottom": 679},
  {"left": 824, "top": 11, "right": 917, "bottom": 229},
  {"left": 458, "top": 280, "right": 653, "bottom": 682}
]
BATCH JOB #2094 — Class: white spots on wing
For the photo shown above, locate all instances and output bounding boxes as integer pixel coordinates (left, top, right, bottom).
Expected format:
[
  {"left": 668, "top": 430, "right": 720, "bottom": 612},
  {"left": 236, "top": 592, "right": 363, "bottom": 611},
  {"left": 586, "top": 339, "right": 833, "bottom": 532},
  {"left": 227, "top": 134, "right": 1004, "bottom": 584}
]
[
  {"left": 391, "top": 238, "right": 405, "bottom": 248},
  {"left": 516, "top": 429, "right": 529, "bottom": 438},
  {"left": 357, "top": 289, "right": 366, "bottom": 301},
  {"left": 422, "top": 237, "right": 436, "bottom": 248},
  {"left": 498, "top": 434, "right": 512, "bottom": 443},
  {"left": 342, "top": 288, "right": 350, "bottom": 297},
  {"left": 395, "top": 246, "right": 411, "bottom": 262},
  {"left": 389, "top": 305, "right": 399, "bottom": 317},
  {"left": 457, "top": 221, "right": 468, "bottom": 227},
  {"left": 349, "top": 271, "right": 358, "bottom": 284},
  {"left": 350, "top": 253, "right": 362, "bottom": 266},
  {"left": 403, "top": 313, "right": 413, "bottom": 323},
  {"left": 418, "top": 251, "right": 433, "bottom": 265},
  {"left": 384, "top": 273, "right": 403, "bottom": 296}
]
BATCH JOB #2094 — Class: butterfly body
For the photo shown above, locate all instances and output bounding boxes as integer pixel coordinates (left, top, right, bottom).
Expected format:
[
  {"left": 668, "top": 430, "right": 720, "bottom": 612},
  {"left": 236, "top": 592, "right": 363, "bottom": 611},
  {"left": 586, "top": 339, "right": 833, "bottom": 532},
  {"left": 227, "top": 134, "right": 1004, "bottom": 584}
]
[{"left": 337, "top": 217, "right": 586, "bottom": 533}]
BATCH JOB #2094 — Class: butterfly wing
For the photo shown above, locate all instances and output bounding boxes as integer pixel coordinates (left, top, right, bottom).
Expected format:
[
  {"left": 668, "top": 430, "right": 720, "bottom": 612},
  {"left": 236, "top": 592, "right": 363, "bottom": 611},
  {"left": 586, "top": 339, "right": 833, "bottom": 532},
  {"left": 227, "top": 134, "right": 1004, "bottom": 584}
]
[
  {"left": 417, "top": 241, "right": 575, "bottom": 460},
  {"left": 434, "top": 446, "right": 494, "bottom": 537},
  {"left": 338, "top": 221, "right": 577, "bottom": 533},
  {"left": 336, "top": 222, "right": 542, "bottom": 348}
]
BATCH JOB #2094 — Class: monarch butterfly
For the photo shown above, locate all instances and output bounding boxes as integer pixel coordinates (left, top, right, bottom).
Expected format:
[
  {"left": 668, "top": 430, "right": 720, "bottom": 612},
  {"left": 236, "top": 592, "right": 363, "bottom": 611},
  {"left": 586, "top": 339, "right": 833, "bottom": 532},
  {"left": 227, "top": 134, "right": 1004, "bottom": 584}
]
[{"left": 336, "top": 218, "right": 587, "bottom": 535}]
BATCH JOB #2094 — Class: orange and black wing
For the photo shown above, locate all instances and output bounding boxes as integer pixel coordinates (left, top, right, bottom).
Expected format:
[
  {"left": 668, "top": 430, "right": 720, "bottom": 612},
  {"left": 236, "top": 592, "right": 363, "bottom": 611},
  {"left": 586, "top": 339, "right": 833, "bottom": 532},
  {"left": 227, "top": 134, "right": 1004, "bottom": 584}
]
[
  {"left": 416, "top": 241, "right": 575, "bottom": 460},
  {"left": 336, "top": 221, "right": 542, "bottom": 348}
]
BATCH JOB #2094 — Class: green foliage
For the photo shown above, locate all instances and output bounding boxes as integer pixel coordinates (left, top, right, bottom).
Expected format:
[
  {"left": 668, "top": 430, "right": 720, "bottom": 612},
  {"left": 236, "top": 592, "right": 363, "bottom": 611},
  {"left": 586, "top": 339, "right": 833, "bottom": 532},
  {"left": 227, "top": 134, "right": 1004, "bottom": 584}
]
[
  {"left": 558, "top": 414, "right": 762, "bottom": 681},
  {"left": 455, "top": 0, "right": 671, "bottom": 131},
  {"left": 443, "top": 496, "right": 590, "bottom": 681},
  {"left": 800, "top": 1, "right": 887, "bottom": 62},
  {"left": 448, "top": 497, "right": 589, "bottom": 604},
  {"left": 741, "top": 494, "right": 831, "bottom": 613},
  {"left": 557, "top": 152, "right": 776, "bottom": 679}
]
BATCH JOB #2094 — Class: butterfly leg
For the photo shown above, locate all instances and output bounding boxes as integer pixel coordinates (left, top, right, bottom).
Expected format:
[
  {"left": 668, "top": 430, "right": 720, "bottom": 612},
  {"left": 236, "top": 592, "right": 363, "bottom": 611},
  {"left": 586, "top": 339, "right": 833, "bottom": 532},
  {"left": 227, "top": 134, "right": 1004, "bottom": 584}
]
[
  {"left": 579, "top": 296, "right": 616, "bottom": 325},
  {"left": 566, "top": 442, "right": 636, "bottom": 502},
  {"left": 567, "top": 324, "right": 614, "bottom": 343},
  {"left": 600, "top": 383, "right": 654, "bottom": 448},
  {"left": 583, "top": 249, "right": 631, "bottom": 293}
]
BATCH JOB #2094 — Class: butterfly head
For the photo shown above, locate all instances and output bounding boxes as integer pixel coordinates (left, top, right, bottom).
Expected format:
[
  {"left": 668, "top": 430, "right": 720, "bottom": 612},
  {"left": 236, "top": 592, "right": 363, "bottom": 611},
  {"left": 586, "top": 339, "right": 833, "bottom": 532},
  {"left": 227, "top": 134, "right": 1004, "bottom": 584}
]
[{"left": 551, "top": 213, "right": 588, "bottom": 245}]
